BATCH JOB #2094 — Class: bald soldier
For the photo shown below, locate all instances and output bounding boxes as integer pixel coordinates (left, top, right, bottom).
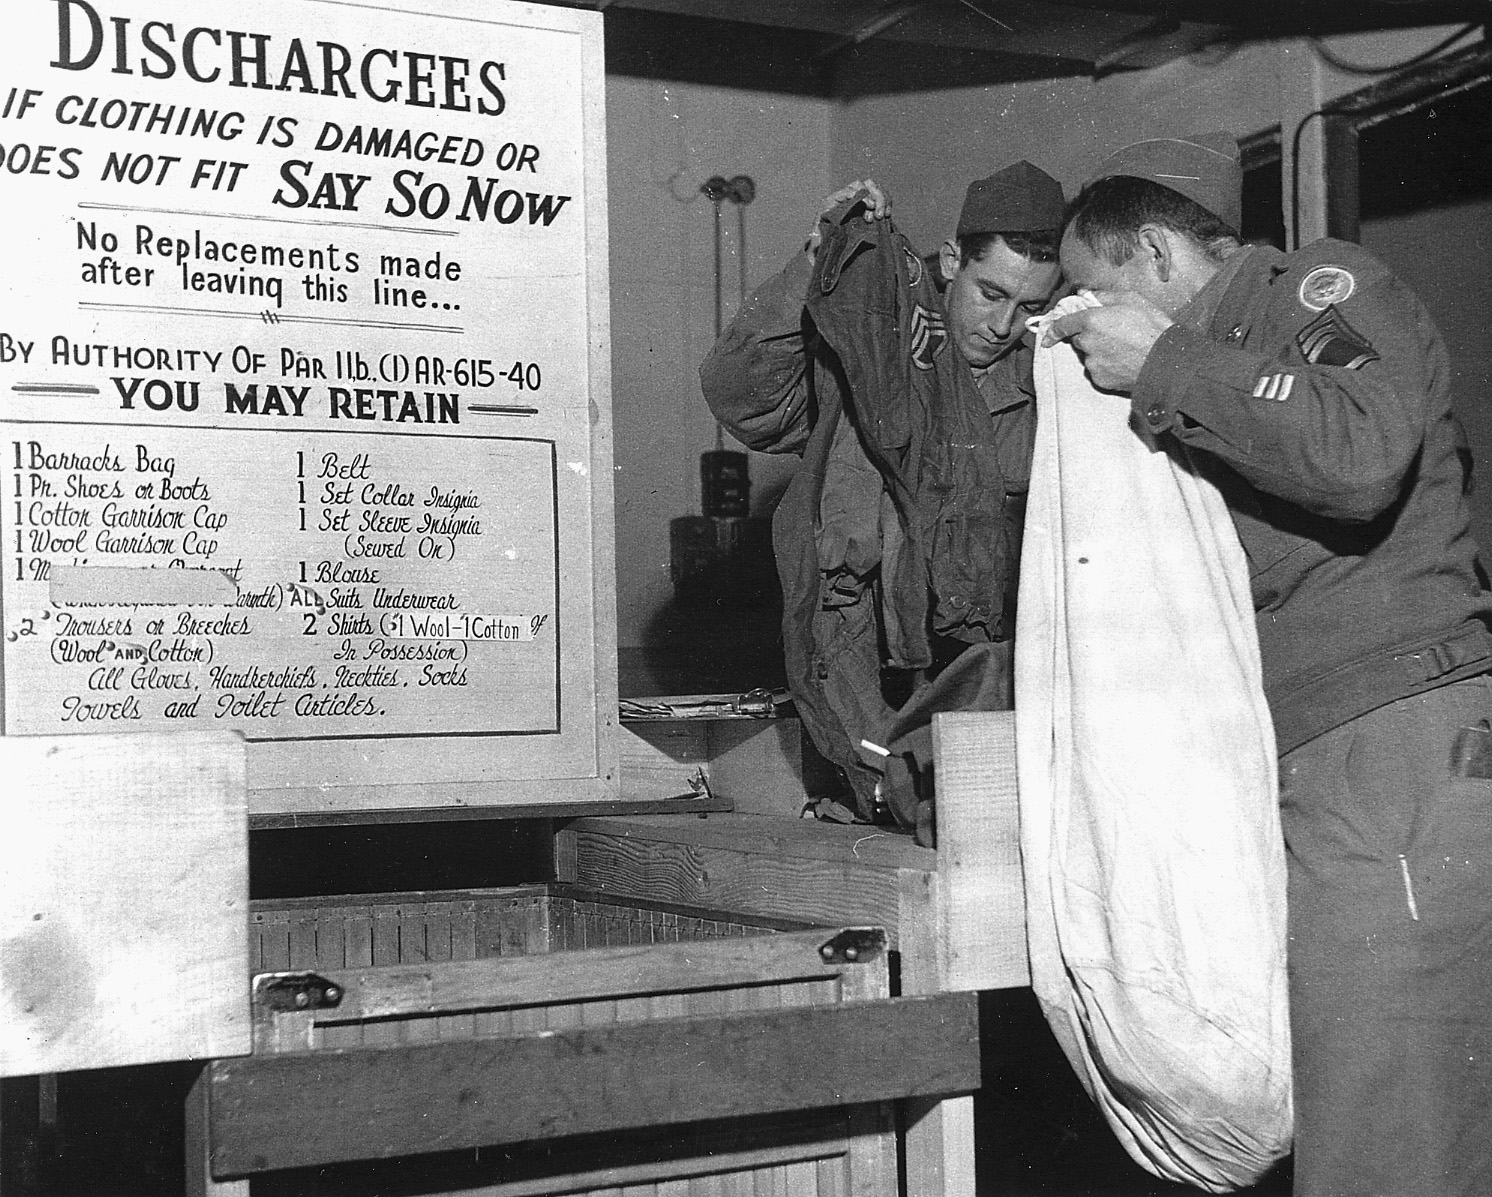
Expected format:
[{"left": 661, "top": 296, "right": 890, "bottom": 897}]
[
  {"left": 1048, "top": 133, "right": 1492, "bottom": 1197},
  {"left": 701, "top": 164, "right": 1065, "bottom": 832}
]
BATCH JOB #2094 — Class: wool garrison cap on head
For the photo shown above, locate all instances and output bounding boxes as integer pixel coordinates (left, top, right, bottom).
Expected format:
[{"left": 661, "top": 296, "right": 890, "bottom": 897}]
[
  {"left": 1088, "top": 132, "right": 1243, "bottom": 233},
  {"left": 956, "top": 160, "right": 1066, "bottom": 239}
]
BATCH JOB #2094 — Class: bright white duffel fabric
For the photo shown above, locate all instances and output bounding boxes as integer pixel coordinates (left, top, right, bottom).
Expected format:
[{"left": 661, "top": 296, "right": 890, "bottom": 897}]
[{"left": 1014, "top": 295, "right": 1292, "bottom": 1191}]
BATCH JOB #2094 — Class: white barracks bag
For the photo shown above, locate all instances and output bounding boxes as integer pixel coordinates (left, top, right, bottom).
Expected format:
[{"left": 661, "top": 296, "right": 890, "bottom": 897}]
[{"left": 1014, "top": 295, "right": 1292, "bottom": 1190}]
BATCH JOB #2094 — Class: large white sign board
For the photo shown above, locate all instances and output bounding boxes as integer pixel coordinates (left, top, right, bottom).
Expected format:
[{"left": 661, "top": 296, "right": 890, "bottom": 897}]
[{"left": 0, "top": 0, "right": 617, "bottom": 814}]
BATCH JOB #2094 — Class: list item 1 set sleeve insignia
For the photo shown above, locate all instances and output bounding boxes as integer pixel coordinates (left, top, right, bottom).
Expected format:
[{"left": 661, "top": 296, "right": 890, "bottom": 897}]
[{"left": 1296, "top": 305, "right": 1381, "bottom": 370}]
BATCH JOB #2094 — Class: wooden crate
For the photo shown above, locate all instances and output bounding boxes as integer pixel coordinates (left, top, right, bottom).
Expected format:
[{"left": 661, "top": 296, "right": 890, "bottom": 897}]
[
  {"left": 556, "top": 713, "right": 1026, "bottom": 1197},
  {"left": 193, "top": 886, "right": 978, "bottom": 1197}
]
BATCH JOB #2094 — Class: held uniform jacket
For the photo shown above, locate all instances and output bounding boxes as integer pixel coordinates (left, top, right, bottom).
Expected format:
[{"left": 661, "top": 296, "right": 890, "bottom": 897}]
[
  {"left": 1133, "top": 238, "right": 1492, "bottom": 753},
  {"left": 699, "top": 199, "right": 1033, "bottom": 817},
  {"left": 806, "top": 204, "right": 1035, "bottom": 661}
]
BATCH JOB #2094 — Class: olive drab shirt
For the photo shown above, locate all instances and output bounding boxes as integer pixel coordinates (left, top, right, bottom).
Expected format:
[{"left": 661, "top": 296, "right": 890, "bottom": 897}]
[{"left": 1133, "top": 238, "right": 1492, "bottom": 752}]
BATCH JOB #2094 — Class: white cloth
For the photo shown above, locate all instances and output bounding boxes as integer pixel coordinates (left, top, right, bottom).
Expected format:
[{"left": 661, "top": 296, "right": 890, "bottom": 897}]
[{"left": 1014, "top": 296, "right": 1292, "bottom": 1191}]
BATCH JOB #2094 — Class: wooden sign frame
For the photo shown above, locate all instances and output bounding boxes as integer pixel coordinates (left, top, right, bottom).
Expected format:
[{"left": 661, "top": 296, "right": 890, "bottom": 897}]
[{"left": 0, "top": 0, "right": 619, "bottom": 819}]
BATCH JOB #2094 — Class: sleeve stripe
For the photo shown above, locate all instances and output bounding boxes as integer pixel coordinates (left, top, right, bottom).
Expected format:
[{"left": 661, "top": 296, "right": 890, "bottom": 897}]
[{"left": 1252, "top": 373, "right": 1296, "bottom": 401}]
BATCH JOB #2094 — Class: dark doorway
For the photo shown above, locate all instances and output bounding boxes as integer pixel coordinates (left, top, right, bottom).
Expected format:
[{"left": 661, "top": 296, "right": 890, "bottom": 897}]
[
  {"left": 1325, "top": 51, "right": 1492, "bottom": 552},
  {"left": 1358, "top": 77, "right": 1492, "bottom": 553}
]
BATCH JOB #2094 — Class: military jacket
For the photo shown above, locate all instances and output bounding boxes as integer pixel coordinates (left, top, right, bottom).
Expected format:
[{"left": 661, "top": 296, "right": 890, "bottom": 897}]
[
  {"left": 699, "top": 203, "right": 1035, "bottom": 815},
  {"left": 1134, "top": 239, "right": 1492, "bottom": 752}
]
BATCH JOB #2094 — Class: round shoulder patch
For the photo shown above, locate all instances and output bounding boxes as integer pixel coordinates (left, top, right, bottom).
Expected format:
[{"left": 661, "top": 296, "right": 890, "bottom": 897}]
[{"left": 1299, "top": 265, "right": 1355, "bottom": 312}]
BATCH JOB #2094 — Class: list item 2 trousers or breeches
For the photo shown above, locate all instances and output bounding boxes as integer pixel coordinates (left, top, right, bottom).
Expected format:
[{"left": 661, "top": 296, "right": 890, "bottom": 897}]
[{"left": 1280, "top": 675, "right": 1492, "bottom": 1197}]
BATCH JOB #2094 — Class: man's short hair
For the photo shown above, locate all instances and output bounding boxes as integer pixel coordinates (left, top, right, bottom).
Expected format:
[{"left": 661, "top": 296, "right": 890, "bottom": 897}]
[
  {"left": 1066, "top": 175, "right": 1240, "bottom": 266},
  {"left": 957, "top": 228, "right": 1060, "bottom": 267}
]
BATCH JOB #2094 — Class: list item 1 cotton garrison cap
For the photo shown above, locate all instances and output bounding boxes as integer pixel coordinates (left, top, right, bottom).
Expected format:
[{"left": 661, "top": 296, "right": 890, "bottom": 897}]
[
  {"left": 956, "top": 160, "right": 1066, "bottom": 239},
  {"left": 1087, "top": 132, "right": 1243, "bottom": 234}
]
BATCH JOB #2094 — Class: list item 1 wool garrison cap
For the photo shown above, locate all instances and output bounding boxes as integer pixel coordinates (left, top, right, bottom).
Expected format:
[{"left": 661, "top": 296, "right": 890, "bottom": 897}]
[{"left": 956, "top": 160, "right": 1066, "bottom": 239}]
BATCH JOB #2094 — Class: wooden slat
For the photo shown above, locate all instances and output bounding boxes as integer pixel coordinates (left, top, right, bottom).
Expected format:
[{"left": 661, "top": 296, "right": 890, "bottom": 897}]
[
  {"left": 567, "top": 814, "right": 935, "bottom": 871},
  {"left": 279, "top": 928, "right": 882, "bottom": 1025},
  {"left": 479, "top": 1113, "right": 847, "bottom": 1197},
  {"left": 372, "top": 908, "right": 402, "bottom": 967},
  {"left": 720, "top": 1167, "right": 756, "bottom": 1197},
  {"left": 186, "top": 1069, "right": 248, "bottom": 1197},
  {"left": 844, "top": 1105, "right": 896, "bottom": 1197},
  {"left": 233, "top": 1110, "right": 855, "bottom": 1197},
  {"left": 319, "top": 906, "right": 374, "bottom": 1049},
  {"left": 931, "top": 711, "right": 1030, "bottom": 990},
  {"left": 342, "top": 907, "right": 374, "bottom": 968},
  {"left": 901, "top": 1096, "right": 978, "bottom": 1197},
  {"left": 247, "top": 796, "right": 728, "bottom": 830},
  {"left": 452, "top": 902, "right": 478, "bottom": 961},
  {"left": 815, "top": 1156, "right": 844, "bottom": 1197},
  {"left": 208, "top": 993, "right": 979, "bottom": 1176},
  {"left": 398, "top": 900, "right": 430, "bottom": 963},
  {"left": 554, "top": 821, "right": 580, "bottom": 882},
  {"left": 785, "top": 1160, "right": 818, "bottom": 1197},
  {"left": 250, "top": 885, "right": 551, "bottom": 917},
  {"left": 253, "top": 912, "right": 290, "bottom": 973},
  {"left": 287, "top": 912, "right": 318, "bottom": 970},
  {"left": 753, "top": 1164, "right": 785, "bottom": 1197},
  {"left": 894, "top": 868, "right": 942, "bottom": 996}
]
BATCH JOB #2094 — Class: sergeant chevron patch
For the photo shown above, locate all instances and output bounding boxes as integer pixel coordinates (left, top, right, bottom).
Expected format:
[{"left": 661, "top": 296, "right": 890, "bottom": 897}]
[
  {"left": 1296, "top": 305, "right": 1381, "bottom": 370},
  {"left": 910, "top": 303, "right": 947, "bottom": 370}
]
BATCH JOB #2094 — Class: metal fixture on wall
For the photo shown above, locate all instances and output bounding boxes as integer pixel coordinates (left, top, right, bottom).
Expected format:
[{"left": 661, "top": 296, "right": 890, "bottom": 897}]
[
  {"left": 698, "top": 172, "right": 755, "bottom": 517},
  {"left": 668, "top": 172, "right": 776, "bottom": 611}
]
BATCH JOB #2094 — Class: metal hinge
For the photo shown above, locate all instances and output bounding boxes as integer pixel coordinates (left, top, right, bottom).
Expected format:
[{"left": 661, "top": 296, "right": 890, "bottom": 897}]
[
  {"left": 818, "top": 928, "right": 886, "bottom": 965},
  {"left": 255, "top": 972, "right": 344, "bottom": 1013}
]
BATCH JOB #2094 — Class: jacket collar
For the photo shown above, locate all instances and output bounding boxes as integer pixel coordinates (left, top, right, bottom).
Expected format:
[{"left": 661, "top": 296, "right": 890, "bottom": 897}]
[{"left": 1201, "top": 244, "right": 1289, "bottom": 340}]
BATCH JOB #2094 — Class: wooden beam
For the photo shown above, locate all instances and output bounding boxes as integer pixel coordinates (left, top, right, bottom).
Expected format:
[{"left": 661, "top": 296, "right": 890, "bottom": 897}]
[
  {"left": 570, "top": 830, "right": 907, "bottom": 945},
  {"left": 931, "top": 712, "right": 1029, "bottom": 991},
  {"left": 2, "top": 731, "right": 248, "bottom": 1076},
  {"left": 567, "top": 814, "right": 935, "bottom": 870},
  {"left": 207, "top": 993, "right": 979, "bottom": 1176},
  {"left": 249, "top": 794, "right": 728, "bottom": 830},
  {"left": 273, "top": 927, "right": 885, "bottom": 1023}
]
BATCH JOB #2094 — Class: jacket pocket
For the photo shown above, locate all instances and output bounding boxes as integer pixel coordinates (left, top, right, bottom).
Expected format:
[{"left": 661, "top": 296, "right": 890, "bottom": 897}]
[{"left": 929, "top": 500, "right": 1011, "bottom": 641}]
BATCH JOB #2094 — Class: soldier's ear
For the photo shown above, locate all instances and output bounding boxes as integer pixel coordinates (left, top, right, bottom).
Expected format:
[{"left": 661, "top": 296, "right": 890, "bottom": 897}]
[
  {"left": 939, "top": 239, "right": 960, "bottom": 285},
  {"left": 1136, "top": 224, "right": 1173, "bottom": 283}
]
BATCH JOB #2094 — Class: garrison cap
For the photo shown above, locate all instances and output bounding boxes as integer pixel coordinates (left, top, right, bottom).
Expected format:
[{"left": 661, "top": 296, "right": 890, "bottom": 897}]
[
  {"left": 1088, "top": 132, "right": 1243, "bottom": 234},
  {"left": 956, "top": 160, "right": 1066, "bottom": 239}
]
